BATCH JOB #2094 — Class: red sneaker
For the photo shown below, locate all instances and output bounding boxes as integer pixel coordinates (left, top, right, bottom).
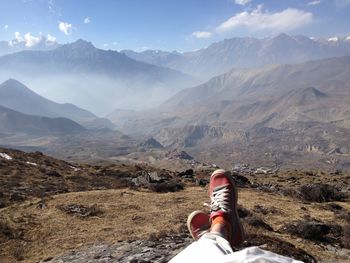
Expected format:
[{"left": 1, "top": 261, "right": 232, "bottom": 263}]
[
  {"left": 209, "top": 169, "right": 245, "bottom": 247},
  {"left": 187, "top": 210, "right": 210, "bottom": 241}
]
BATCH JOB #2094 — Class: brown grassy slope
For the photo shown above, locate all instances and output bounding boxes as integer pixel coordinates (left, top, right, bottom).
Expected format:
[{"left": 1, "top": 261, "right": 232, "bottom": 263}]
[
  {"left": 1, "top": 187, "right": 350, "bottom": 263},
  {"left": 0, "top": 147, "right": 183, "bottom": 208}
]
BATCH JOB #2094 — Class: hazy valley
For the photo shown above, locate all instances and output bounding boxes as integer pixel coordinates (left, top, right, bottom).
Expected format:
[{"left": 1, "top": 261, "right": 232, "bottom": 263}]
[{"left": 1, "top": 30, "right": 350, "bottom": 262}]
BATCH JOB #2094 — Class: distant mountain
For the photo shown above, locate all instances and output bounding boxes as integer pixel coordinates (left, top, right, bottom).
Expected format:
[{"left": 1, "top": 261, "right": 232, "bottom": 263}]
[
  {"left": 0, "top": 40, "right": 198, "bottom": 114},
  {"left": 121, "top": 49, "right": 185, "bottom": 71},
  {"left": 0, "top": 79, "right": 114, "bottom": 129},
  {"left": 121, "top": 33, "right": 350, "bottom": 80},
  {"left": 139, "top": 137, "right": 164, "bottom": 149},
  {"left": 160, "top": 56, "right": 350, "bottom": 128},
  {"left": 112, "top": 55, "right": 350, "bottom": 136},
  {"left": 132, "top": 56, "right": 350, "bottom": 170},
  {"left": 0, "top": 105, "right": 85, "bottom": 135},
  {"left": 0, "top": 36, "right": 60, "bottom": 56},
  {"left": 0, "top": 79, "right": 95, "bottom": 121}
]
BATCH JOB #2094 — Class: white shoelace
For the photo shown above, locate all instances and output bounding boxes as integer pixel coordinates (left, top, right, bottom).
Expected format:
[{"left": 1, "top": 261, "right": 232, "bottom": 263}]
[{"left": 210, "top": 184, "right": 231, "bottom": 213}]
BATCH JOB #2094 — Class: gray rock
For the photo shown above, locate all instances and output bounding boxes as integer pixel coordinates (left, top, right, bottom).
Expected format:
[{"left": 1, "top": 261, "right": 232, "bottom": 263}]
[{"left": 41, "top": 234, "right": 192, "bottom": 263}]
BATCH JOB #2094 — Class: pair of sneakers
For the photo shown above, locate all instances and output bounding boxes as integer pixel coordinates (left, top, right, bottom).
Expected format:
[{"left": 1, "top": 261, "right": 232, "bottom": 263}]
[{"left": 187, "top": 169, "right": 245, "bottom": 248}]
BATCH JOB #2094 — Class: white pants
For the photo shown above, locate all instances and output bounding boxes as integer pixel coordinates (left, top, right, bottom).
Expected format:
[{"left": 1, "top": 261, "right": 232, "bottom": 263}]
[{"left": 169, "top": 233, "right": 304, "bottom": 263}]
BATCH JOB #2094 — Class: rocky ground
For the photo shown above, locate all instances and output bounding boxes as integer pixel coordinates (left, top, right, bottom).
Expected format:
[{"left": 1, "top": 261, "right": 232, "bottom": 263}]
[{"left": 1, "top": 147, "right": 350, "bottom": 263}]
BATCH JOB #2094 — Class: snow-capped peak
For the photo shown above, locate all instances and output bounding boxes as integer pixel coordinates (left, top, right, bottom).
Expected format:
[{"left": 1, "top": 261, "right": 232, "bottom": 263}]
[
  {"left": 328, "top": 36, "right": 339, "bottom": 42},
  {"left": 345, "top": 36, "right": 350, "bottom": 42}
]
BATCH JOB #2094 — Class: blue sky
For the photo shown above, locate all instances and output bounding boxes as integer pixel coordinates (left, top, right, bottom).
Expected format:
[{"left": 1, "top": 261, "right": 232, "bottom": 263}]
[{"left": 0, "top": 0, "right": 349, "bottom": 51}]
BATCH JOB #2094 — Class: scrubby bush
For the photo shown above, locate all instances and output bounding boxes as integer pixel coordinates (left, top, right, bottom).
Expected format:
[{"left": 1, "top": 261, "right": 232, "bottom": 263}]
[
  {"left": 148, "top": 181, "right": 184, "bottom": 193},
  {"left": 282, "top": 220, "right": 342, "bottom": 243},
  {"left": 237, "top": 205, "right": 252, "bottom": 218},
  {"left": 342, "top": 224, "right": 350, "bottom": 248},
  {"left": 325, "top": 203, "right": 343, "bottom": 211},
  {"left": 298, "top": 184, "right": 347, "bottom": 203},
  {"left": 0, "top": 221, "right": 14, "bottom": 242}
]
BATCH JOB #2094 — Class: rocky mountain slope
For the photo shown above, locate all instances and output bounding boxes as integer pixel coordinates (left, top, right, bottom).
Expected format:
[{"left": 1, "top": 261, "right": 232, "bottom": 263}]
[
  {"left": 0, "top": 80, "right": 133, "bottom": 159},
  {"left": 0, "top": 40, "right": 198, "bottom": 114},
  {"left": 0, "top": 79, "right": 93, "bottom": 121},
  {"left": 110, "top": 56, "right": 350, "bottom": 170},
  {"left": 0, "top": 79, "right": 114, "bottom": 129},
  {"left": 113, "top": 56, "right": 350, "bottom": 131},
  {"left": 122, "top": 33, "right": 350, "bottom": 80}
]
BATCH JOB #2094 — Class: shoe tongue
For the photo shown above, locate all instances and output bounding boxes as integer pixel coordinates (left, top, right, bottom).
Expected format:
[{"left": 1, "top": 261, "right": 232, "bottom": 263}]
[{"left": 213, "top": 184, "right": 229, "bottom": 192}]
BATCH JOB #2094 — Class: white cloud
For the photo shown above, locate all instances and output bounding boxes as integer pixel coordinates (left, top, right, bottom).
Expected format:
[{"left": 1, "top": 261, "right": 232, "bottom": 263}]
[
  {"left": 235, "top": 0, "right": 251, "bottom": 5},
  {"left": 10, "top": 32, "right": 56, "bottom": 47},
  {"left": 307, "top": 0, "right": 321, "bottom": 6},
  {"left": 14, "top": 32, "right": 23, "bottom": 42},
  {"left": 4, "top": 25, "right": 8, "bottom": 31},
  {"left": 112, "top": 42, "right": 118, "bottom": 45},
  {"left": 47, "top": 34, "right": 56, "bottom": 42},
  {"left": 24, "top": 32, "right": 41, "bottom": 47},
  {"left": 84, "top": 17, "right": 91, "bottom": 24},
  {"left": 192, "top": 31, "right": 213, "bottom": 39},
  {"left": 11, "top": 32, "right": 45, "bottom": 47},
  {"left": 216, "top": 5, "right": 313, "bottom": 33},
  {"left": 103, "top": 43, "right": 108, "bottom": 47},
  {"left": 59, "top": 21, "right": 73, "bottom": 35}
]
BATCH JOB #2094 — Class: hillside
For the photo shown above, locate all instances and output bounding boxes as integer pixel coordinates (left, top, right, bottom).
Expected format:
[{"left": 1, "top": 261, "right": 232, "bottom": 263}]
[
  {"left": 0, "top": 79, "right": 114, "bottom": 129},
  {"left": 0, "top": 105, "right": 85, "bottom": 135},
  {"left": 109, "top": 56, "right": 350, "bottom": 171},
  {"left": 0, "top": 147, "right": 349, "bottom": 262},
  {"left": 0, "top": 79, "right": 94, "bottom": 121},
  {"left": 112, "top": 56, "right": 350, "bottom": 131}
]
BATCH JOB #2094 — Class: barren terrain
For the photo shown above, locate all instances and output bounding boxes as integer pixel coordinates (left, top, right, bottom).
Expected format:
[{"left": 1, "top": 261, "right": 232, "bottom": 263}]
[{"left": 0, "top": 148, "right": 350, "bottom": 262}]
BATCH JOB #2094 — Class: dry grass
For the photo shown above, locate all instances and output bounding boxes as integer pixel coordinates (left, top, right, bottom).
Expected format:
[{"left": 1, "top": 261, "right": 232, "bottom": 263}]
[
  {"left": 0, "top": 187, "right": 349, "bottom": 262},
  {"left": 0, "top": 187, "right": 208, "bottom": 262}
]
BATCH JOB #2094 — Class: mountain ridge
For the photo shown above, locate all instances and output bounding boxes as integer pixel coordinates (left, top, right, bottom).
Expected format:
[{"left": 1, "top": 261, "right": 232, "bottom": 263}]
[
  {"left": 121, "top": 33, "right": 350, "bottom": 80},
  {"left": 0, "top": 39, "right": 198, "bottom": 114},
  {"left": 0, "top": 105, "right": 85, "bottom": 135}
]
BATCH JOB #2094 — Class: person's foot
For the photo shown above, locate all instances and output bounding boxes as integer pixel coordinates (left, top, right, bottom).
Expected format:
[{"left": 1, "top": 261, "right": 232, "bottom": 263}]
[
  {"left": 187, "top": 210, "right": 210, "bottom": 241},
  {"left": 209, "top": 169, "right": 245, "bottom": 247}
]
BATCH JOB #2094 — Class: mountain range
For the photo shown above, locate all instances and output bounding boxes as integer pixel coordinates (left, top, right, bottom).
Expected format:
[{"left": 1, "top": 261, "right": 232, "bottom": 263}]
[
  {"left": 108, "top": 55, "right": 350, "bottom": 169},
  {"left": 0, "top": 40, "right": 198, "bottom": 115},
  {"left": 0, "top": 34, "right": 349, "bottom": 169},
  {"left": 0, "top": 79, "right": 136, "bottom": 159},
  {"left": 0, "top": 105, "right": 85, "bottom": 135},
  {"left": 111, "top": 55, "right": 350, "bottom": 132},
  {"left": 0, "top": 79, "right": 113, "bottom": 129},
  {"left": 122, "top": 33, "right": 350, "bottom": 80}
]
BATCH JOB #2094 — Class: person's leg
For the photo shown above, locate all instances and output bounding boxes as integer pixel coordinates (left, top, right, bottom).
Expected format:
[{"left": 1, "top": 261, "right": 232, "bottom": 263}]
[
  {"left": 168, "top": 232, "right": 233, "bottom": 263},
  {"left": 169, "top": 169, "right": 245, "bottom": 262},
  {"left": 209, "top": 169, "right": 245, "bottom": 248}
]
